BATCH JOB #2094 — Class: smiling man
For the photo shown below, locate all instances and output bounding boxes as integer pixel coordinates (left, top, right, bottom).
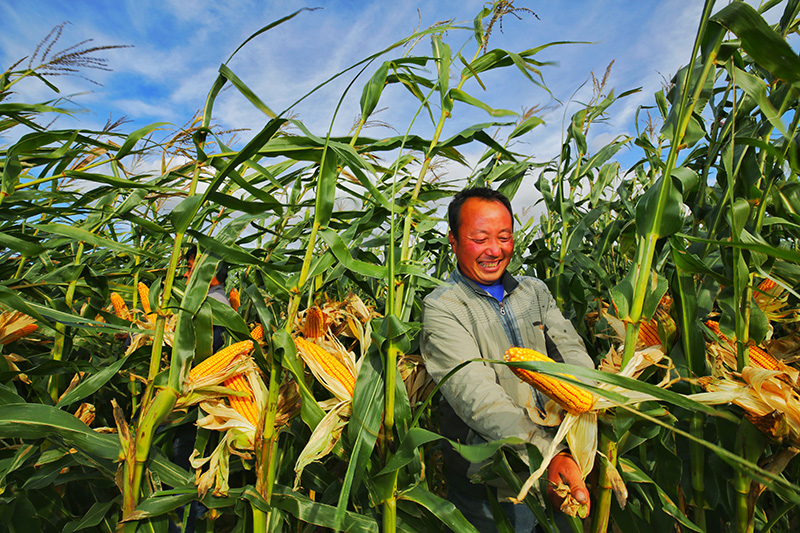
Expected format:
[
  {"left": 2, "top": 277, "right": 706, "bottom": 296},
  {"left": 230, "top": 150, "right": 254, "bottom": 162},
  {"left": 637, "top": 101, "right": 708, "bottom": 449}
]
[{"left": 421, "top": 187, "right": 594, "bottom": 532}]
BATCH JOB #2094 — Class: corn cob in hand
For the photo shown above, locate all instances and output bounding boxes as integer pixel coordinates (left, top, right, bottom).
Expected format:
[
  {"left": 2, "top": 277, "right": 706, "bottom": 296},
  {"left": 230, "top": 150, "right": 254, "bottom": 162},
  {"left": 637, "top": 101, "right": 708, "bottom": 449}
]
[{"left": 504, "top": 347, "right": 593, "bottom": 415}]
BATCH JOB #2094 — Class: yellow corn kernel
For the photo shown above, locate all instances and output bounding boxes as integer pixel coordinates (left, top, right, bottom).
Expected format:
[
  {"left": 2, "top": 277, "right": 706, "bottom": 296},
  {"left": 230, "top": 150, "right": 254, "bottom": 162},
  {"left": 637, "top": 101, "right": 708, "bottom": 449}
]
[
  {"left": 704, "top": 320, "right": 725, "bottom": 340},
  {"left": 294, "top": 337, "right": 354, "bottom": 397},
  {"left": 303, "top": 306, "right": 326, "bottom": 338},
  {"left": 250, "top": 324, "right": 264, "bottom": 341},
  {"left": 756, "top": 279, "right": 777, "bottom": 293},
  {"left": 189, "top": 340, "right": 254, "bottom": 380},
  {"left": 638, "top": 320, "right": 661, "bottom": 347},
  {"left": 138, "top": 282, "right": 151, "bottom": 315},
  {"left": 504, "top": 347, "right": 593, "bottom": 415},
  {"left": 224, "top": 374, "right": 259, "bottom": 426},
  {"left": 110, "top": 292, "right": 131, "bottom": 321},
  {"left": 748, "top": 344, "right": 781, "bottom": 372},
  {"left": 229, "top": 288, "right": 241, "bottom": 312}
]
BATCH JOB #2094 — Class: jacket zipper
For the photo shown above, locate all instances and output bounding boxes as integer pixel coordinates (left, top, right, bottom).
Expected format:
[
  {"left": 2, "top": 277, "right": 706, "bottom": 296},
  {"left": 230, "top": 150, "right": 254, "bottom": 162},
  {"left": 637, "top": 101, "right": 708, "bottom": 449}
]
[{"left": 475, "top": 284, "right": 546, "bottom": 410}]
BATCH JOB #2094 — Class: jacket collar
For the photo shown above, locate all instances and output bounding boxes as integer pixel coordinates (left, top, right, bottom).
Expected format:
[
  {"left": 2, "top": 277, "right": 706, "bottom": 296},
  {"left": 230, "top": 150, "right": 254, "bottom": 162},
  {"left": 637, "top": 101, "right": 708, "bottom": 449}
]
[{"left": 451, "top": 266, "right": 519, "bottom": 296}]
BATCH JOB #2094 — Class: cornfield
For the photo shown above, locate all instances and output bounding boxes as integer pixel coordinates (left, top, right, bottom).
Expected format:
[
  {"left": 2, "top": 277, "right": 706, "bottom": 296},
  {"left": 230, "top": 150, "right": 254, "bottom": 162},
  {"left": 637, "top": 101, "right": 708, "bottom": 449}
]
[{"left": 1, "top": 1, "right": 800, "bottom": 532}]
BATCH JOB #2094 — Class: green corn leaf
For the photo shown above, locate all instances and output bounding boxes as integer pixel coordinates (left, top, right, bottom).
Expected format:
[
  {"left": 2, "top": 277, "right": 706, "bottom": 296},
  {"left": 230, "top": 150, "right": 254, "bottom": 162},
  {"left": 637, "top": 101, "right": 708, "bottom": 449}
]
[
  {"left": 0, "top": 232, "right": 47, "bottom": 256},
  {"left": 619, "top": 458, "right": 704, "bottom": 532},
  {"left": 399, "top": 485, "right": 480, "bottom": 533},
  {"left": 509, "top": 115, "right": 544, "bottom": 139},
  {"left": 55, "top": 353, "right": 130, "bottom": 409},
  {"left": 116, "top": 122, "right": 169, "bottom": 160},
  {"left": 360, "top": 61, "right": 390, "bottom": 120},
  {"left": 711, "top": 1, "right": 800, "bottom": 83},
  {"left": 449, "top": 88, "right": 516, "bottom": 117},
  {"left": 32, "top": 224, "right": 157, "bottom": 257},
  {"left": 319, "top": 228, "right": 387, "bottom": 279},
  {"left": 337, "top": 345, "right": 385, "bottom": 527},
  {"left": 273, "top": 329, "right": 324, "bottom": 429},
  {"left": 0, "top": 403, "right": 120, "bottom": 461},
  {"left": 245, "top": 485, "right": 380, "bottom": 532},
  {"left": 315, "top": 146, "right": 339, "bottom": 228},
  {"left": 432, "top": 35, "right": 452, "bottom": 115},
  {"left": 169, "top": 195, "right": 203, "bottom": 235},
  {"left": 634, "top": 174, "right": 684, "bottom": 238},
  {"left": 219, "top": 63, "right": 277, "bottom": 118}
]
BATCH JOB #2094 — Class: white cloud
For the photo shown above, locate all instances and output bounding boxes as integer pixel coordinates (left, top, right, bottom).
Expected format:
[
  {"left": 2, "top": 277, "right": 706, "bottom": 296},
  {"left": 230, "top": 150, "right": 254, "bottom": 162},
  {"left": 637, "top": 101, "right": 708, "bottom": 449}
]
[{"left": 5, "top": 0, "right": 781, "bottom": 209}]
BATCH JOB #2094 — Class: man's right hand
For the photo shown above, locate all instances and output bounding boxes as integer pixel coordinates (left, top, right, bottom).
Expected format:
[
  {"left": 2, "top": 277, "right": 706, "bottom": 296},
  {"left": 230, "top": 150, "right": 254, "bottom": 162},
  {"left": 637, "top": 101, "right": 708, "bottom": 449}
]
[{"left": 546, "top": 452, "right": 590, "bottom": 517}]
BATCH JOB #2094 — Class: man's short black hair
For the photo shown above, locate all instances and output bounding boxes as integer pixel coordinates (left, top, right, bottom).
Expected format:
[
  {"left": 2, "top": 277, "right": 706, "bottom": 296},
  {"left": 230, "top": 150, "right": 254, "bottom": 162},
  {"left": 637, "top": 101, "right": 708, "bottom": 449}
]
[
  {"left": 447, "top": 187, "right": 514, "bottom": 239},
  {"left": 184, "top": 244, "right": 228, "bottom": 283}
]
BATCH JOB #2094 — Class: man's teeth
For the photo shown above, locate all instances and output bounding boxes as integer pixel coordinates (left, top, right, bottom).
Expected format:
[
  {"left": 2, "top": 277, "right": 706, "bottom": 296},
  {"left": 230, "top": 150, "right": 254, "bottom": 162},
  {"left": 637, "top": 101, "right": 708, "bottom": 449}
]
[{"left": 481, "top": 261, "right": 499, "bottom": 268}]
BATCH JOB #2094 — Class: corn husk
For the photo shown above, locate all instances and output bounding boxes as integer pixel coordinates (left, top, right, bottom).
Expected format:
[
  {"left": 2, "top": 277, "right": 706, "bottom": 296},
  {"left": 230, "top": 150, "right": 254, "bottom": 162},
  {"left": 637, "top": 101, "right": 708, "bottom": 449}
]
[
  {"left": 0, "top": 311, "right": 37, "bottom": 345},
  {"left": 293, "top": 400, "right": 351, "bottom": 489},
  {"left": 692, "top": 366, "right": 800, "bottom": 444},
  {"left": 295, "top": 335, "right": 357, "bottom": 403}
]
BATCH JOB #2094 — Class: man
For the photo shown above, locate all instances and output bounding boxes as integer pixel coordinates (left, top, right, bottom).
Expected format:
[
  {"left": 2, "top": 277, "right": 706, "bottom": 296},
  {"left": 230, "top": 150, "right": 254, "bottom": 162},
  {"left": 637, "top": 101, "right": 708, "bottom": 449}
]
[{"left": 420, "top": 187, "right": 593, "bottom": 532}]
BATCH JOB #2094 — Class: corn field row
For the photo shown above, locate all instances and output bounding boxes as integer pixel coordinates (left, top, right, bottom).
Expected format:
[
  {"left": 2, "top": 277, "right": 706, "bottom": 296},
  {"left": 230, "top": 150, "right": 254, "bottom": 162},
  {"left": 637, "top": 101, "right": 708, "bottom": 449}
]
[{"left": 1, "top": 1, "right": 800, "bottom": 532}]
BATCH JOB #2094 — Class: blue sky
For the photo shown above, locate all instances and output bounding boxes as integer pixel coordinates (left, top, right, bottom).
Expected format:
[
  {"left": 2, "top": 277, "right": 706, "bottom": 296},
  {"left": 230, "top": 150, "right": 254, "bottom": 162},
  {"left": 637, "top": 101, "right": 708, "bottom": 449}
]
[{"left": 0, "top": 1, "right": 781, "bottom": 215}]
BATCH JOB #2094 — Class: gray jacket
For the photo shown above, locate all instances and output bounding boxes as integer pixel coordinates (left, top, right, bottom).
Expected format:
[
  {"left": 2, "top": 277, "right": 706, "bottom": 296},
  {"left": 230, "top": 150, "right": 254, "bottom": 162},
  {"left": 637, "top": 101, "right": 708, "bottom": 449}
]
[{"left": 420, "top": 268, "right": 594, "bottom": 458}]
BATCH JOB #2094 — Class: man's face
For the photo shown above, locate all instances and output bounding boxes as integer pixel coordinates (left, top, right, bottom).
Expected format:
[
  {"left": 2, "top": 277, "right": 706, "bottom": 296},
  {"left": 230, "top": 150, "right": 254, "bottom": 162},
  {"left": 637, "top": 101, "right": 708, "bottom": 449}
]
[{"left": 448, "top": 197, "right": 514, "bottom": 284}]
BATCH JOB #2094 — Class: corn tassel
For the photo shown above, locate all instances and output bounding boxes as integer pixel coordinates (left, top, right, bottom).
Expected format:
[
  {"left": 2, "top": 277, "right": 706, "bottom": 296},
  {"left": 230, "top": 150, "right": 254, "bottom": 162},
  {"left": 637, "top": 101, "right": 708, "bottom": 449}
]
[
  {"left": 138, "top": 282, "right": 151, "bottom": 315},
  {"left": 189, "top": 340, "right": 254, "bottom": 380},
  {"left": 294, "top": 336, "right": 354, "bottom": 397},
  {"left": 229, "top": 288, "right": 241, "bottom": 312},
  {"left": 224, "top": 373, "right": 259, "bottom": 426},
  {"left": 704, "top": 320, "right": 781, "bottom": 371},
  {"left": 110, "top": 292, "right": 131, "bottom": 321},
  {"left": 303, "top": 306, "right": 326, "bottom": 338},
  {"left": 504, "top": 347, "right": 593, "bottom": 415}
]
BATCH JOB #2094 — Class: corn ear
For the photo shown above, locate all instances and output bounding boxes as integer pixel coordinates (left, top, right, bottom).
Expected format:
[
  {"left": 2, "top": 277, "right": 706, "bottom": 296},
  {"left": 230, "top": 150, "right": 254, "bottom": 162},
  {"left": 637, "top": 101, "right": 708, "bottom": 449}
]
[
  {"left": 747, "top": 344, "right": 782, "bottom": 372},
  {"left": 704, "top": 320, "right": 781, "bottom": 371},
  {"left": 756, "top": 279, "right": 777, "bottom": 293},
  {"left": 303, "top": 306, "right": 326, "bottom": 338},
  {"left": 110, "top": 292, "right": 131, "bottom": 321},
  {"left": 224, "top": 373, "right": 259, "bottom": 426},
  {"left": 138, "top": 282, "right": 151, "bottom": 315},
  {"left": 229, "top": 288, "right": 241, "bottom": 312},
  {"left": 637, "top": 320, "right": 661, "bottom": 347},
  {"left": 189, "top": 340, "right": 254, "bottom": 380},
  {"left": 250, "top": 324, "right": 264, "bottom": 341},
  {"left": 504, "top": 347, "right": 593, "bottom": 415},
  {"left": 294, "top": 336, "right": 355, "bottom": 397}
]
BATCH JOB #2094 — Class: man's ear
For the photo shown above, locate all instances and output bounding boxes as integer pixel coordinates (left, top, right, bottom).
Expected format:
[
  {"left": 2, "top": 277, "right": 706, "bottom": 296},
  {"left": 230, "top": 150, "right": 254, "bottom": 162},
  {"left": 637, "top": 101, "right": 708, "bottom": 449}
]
[{"left": 447, "top": 232, "right": 456, "bottom": 251}]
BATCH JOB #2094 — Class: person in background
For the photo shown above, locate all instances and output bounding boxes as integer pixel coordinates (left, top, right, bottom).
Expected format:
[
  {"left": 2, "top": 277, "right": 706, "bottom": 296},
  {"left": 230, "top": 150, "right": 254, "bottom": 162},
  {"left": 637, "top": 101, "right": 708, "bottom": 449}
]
[
  {"left": 420, "top": 187, "right": 594, "bottom": 532},
  {"left": 184, "top": 244, "right": 230, "bottom": 352},
  {"left": 171, "top": 245, "right": 231, "bottom": 533}
]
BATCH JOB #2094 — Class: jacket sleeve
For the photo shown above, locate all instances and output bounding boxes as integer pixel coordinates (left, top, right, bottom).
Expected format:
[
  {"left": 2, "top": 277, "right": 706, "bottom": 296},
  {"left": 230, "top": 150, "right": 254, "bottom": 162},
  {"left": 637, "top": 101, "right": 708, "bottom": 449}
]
[
  {"left": 534, "top": 279, "right": 594, "bottom": 373},
  {"left": 420, "top": 295, "right": 556, "bottom": 454}
]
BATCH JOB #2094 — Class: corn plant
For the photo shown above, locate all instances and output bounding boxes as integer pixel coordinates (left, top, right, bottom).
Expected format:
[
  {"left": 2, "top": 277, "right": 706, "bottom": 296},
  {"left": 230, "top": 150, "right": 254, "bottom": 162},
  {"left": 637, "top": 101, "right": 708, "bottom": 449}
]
[{"left": 2, "top": 1, "right": 800, "bottom": 533}]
